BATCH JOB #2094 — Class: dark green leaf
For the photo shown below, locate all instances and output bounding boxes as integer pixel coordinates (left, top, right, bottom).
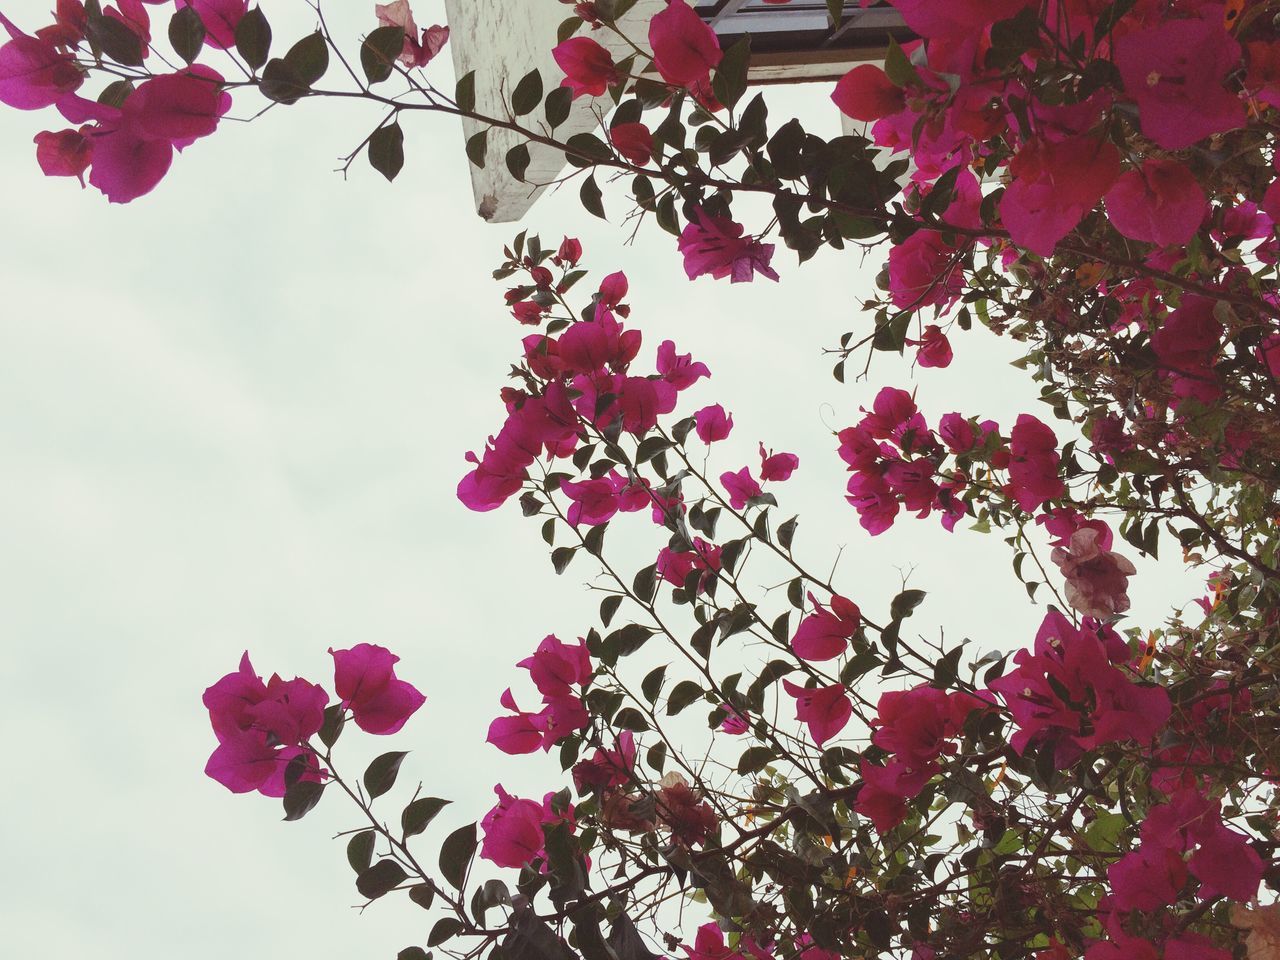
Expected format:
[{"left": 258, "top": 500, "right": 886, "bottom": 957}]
[
  {"left": 357, "top": 858, "right": 407, "bottom": 900},
  {"left": 564, "top": 132, "right": 612, "bottom": 166},
  {"left": 545, "top": 85, "right": 573, "bottom": 127},
  {"left": 364, "top": 750, "right": 408, "bottom": 800},
  {"left": 666, "top": 680, "right": 704, "bottom": 715},
  {"left": 551, "top": 547, "right": 576, "bottom": 574},
  {"left": 584, "top": 522, "right": 607, "bottom": 557},
  {"left": 711, "top": 36, "right": 750, "bottom": 111},
  {"left": 235, "top": 7, "right": 272, "bottom": 70},
  {"left": 402, "top": 797, "right": 450, "bottom": 838},
  {"left": 890, "top": 589, "right": 927, "bottom": 620},
  {"left": 613, "top": 707, "right": 650, "bottom": 732},
  {"left": 511, "top": 69, "right": 544, "bottom": 116},
  {"left": 646, "top": 741, "right": 667, "bottom": 772},
  {"left": 282, "top": 780, "right": 324, "bottom": 821},
  {"left": 399, "top": 949, "right": 430, "bottom": 960},
  {"left": 736, "top": 746, "right": 775, "bottom": 776},
  {"left": 319, "top": 703, "right": 345, "bottom": 748},
  {"left": 580, "top": 174, "right": 605, "bottom": 219},
  {"left": 506, "top": 143, "right": 531, "bottom": 181},
  {"left": 408, "top": 883, "right": 436, "bottom": 910},
  {"left": 455, "top": 70, "right": 476, "bottom": 112},
  {"left": 466, "top": 129, "right": 488, "bottom": 169},
  {"left": 439, "top": 822, "right": 477, "bottom": 889},
  {"left": 428, "top": 918, "right": 464, "bottom": 947},
  {"left": 599, "top": 594, "right": 623, "bottom": 627},
  {"left": 369, "top": 122, "right": 405, "bottom": 182},
  {"left": 260, "top": 58, "right": 307, "bottom": 104},
  {"left": 883, "top": 37, "right": 920, "bottom": 88},
  {"left": 97, "top": 79, "right": 134, "bottom": 109},
  {"left": 88, "top": 14, "right": 144, "bottom": 66},
  {"left": 776, "top": 516, "right": 798, "bottom": 551},
  {"left": 347, "top": 830, "right": 376, "bottom": 874},
  {"left": 361, "top": 25, "right": 404, "bottom": 84},
  {"left": 168, "top": 7, "right": 206, "bottom": 64},
  {"left": 633, "top": 563, "right": 657, "bottom": 604},
  {"left": 286, "top": 31, "right": 329, "bottom": 85},
  {"left": 641, "top": 664, "right": 667, "bottom": 703}
]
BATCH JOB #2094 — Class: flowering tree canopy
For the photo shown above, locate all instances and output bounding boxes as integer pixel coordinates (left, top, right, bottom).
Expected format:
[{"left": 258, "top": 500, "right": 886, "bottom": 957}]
[{"left": 6, "top": 0, "right": 1279, "bottom": 958}]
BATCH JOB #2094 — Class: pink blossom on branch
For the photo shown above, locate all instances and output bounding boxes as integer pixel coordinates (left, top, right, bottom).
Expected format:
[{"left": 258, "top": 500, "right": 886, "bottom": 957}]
[
  {"left": 176, "top": 0, "right": 249, "bottom": 51},
  {"left": 552, "top": 36, "right": 618, "bottom": 98},
  {"left": 758, "top": 443, "right": 798, "bottom": 481},
  {"left": 648, "top": 0, "right": 721, "bottom": 89},
  {"left": 329, "top": 643, "right": 425, "bottom": 735},
  {"left": 1050, "top": 526, "right": 1137, "bottom": 619},
  {"left": 694, "top": 404, "right": 733, "bottom": 443},
  {"left": 0, "top": 13, "right": 83, "bottom": 110},
  {"left": 678, "top": 208, "right": 779, "bottom": 284},
  {"left": 782, "top": 678, "right": 852, "bottom": 746}
]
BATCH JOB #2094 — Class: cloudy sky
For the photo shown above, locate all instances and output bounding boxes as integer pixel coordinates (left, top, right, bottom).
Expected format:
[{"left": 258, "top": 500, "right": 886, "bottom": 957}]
[{"left": 0, "top": 2, "right": 1200, "bottom": 958}]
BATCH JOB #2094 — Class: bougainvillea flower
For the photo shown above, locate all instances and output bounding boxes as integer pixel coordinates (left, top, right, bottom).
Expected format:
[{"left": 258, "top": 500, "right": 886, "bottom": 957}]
[
  {"left": 610, "top": 121, "right": 653, "bottom": 165},
  {"left": 329, "top": 643, "right": 425, "bottom": 735},
  {"left": 720, "top": 466, "right": 762, "bottom": 510},
  {"left": 480, "top": 785, "right": 546, "bottom": 868},
  {"left": 782, "top": 679, "right": 852, "bottom": 746},
  {"left": 718, "top": 706, "right": 749, "bottom": 735},
  {"left": 1150, "top": 296, "right": 1223, "bottom": 406},
  {"left": 1051, "top": 526, "right": 1137, "bottom": 618},
  {"left": 888, "top": 0, "right": 1033, "bottom": 41},
  {"left": 0, "top": 14, "right": 83, "bottom": 109},
  {"left": 938, "top": 413, "right": 977, "bottom": 454},
  {"left": 678, "top": 208, "right": 779, "bottom": 283},
  {"left": 1189, "top": 820, "right": 1264, "bottom": 901},
  {"left": 375, "top": 2, "right": 449, "bottom": 69},
  {"left": 572, "top": 731, "right": 635, "bottom": 792},
  {"left": 791, "top": 592, "right": 861, "bottom": 662},
  {"left": 694, "top": 404, "right": 733, "bottom": 443},
  {"left": 558, "top": 307, "right": 642, "bottom": 374},
  {"left": 884, "top": 458, "right": 940, "bottom": 515},
  {"left": 1105, "top": 159, "right": 1206, "bottom": 247},
  {"left": 1107, "top": 842, "right": 1188, "bottom": 911},
  {"left": 649, "top": 0, "right": 721, "bottom": 88},
  {"left": 1006, "top": 414, "right": 1064, "bottom": 512},
  {"left": 656, "top": 538, "right": 720, "bottom": 589},
  {"left": 1084, "top": 936, "right": 1161, "bottom": 960},
  {"left": 553, "top": 36, "right": 618, "bottom": 98},
  {"left": 561, "top": 476, "right": 623, "bottom": 526},
  {"left": 1113, "top": 13, "right": 1245, "bottom": 150},
  {"left": 888, "top": 231, "right": 964, "bottom": 309},
  {"left": 656, "top": 339, "right": 710, "bottom": 389},
  {"left": 758, "top": 443, "right": 798, "bottom": 481},
  {"left": 655, "top": 772, "right": 717, "bottom": 846},
  {"left": 1000, "top": 136, "right": 1120, "bottom": 257},
  {"left": 33, "top": 127, "right": 91, "bottom": 183},
  {"left": 176, "top": 0, "right": 249, "bottom": 50},
  {"left": 909, "top": 325, "right": 953, "bottom": 368},
  {"left": 485, "top": 689, "right": 544, "bottom": 755},
  {"left": 871, "top": 685, "right": 986, "bottom": 766},
  {"left": 516, "top": 634, "right": 592, "bottom": 699},
  {"left": 846, "top": 470, "right": 899, "bottom": 535},
  {"left": 553, "top": 236, "right": 582, "bottom": 266},
  {"left": 832, "top": 64, "right": 904, "bottom": 122}
]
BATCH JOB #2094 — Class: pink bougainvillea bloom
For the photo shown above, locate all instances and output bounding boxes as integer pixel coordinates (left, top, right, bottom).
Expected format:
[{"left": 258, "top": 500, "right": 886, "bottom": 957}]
[
  {"left": 553, "top": 236, "right": 582, "bottom": 266},
  {"left": 610, "top": 121, "right": 653, "bottom": 165},
  {"left": 486, "top": 688, "right": 545, "bottom": 755},
  {"left": 598, "top": 270, "right": 628, "bottom": 309},
  {"left": 329, "top": 643, "right": 425, "bottom": 735},
  {"left": 553, "top": 36, "right": 618, "bottom": 98},
  {"left": 558, "top": 307, "right": 642, "bottom": 374},
  {"left": 759, "top": 443, "right": 798, "bottom": 481},
  {"left": 782, "top": 679, "right": 853, "bottom": 746},
  {"left": 105, "top": 0, "right": 152, "bottom": 44},
  {"left": 175, "top": 0, "right": 248, "bottom": 50},
  {"left": 888, "top": 0, "right": 1032, "bottom": 41},
  {"left": 1006, "top": 414, "right": 1064, "bottom": 512},
  {"left": 1189, "top": 820, "right": 1264, "bottom": 901},
  {"left": 1105, "top": 159, "right": 1206, "bottom": 246},
  {"left": 888, "top": 231, "right": 963, "bottom": 309},
  {"left": 572, "top": 730, "right": 636, "bottom": 792},
  {"left": 560, "top": 476, "right": 622, "bottom": 526},
  {"left": 1114, "top": 13, "right": 1245, "bottom": 150},
  {"left": 720, "top": 466, "right": 762, "bottom": 510},
  {"left": 910, "top": 325, "right": 953, "bottom": 368},
  {"left": 33, "top": 127, "right": 92, "bottom": 184},
  {"left": 694, "top": 404, "right": 733, "bottom": 444},
  {"left": 1084, "top": 936, "right": 1161, "bottom": 960},
  {"left": 649, "top": 0, "right": 721, "bottom": 88},
  {"left": 0, "top": 14, "right": 83, "bottom": 110},
  {"left": 846, "top": 470, "right": 899, "bottom": 535},
  {"left": 791, "top": 592, "right": 861, "bottom": 662},
  {"left": 126, "top": 69, "right": 230, "bottom": 144},
  {"left": 655, "top": 338, "right": 710, "bottom": 389},
  {"left": 1150, "top": 295, "right": 1223, "bottom": 406},
  {"left": 517, "top": 634, "right": 592, "bottom": 699},
  {"left": 872, "top": 685, "right": 986, "bottom": 766},
  {"left": 718, "top": 706, "right": 749, "bottom": 735},
  {"left": 1108, "top": 842, "right": 1188, "bottom": 911},
  {"left": 377, "top": 3, "right": 449, "bottom": 70},
  {"left": 678, "top": 208, "right": 779, "bottom": 283},
  {"left": 1051, "top": 526, "right": 1137, "bottom": 618},
  {"left": 832, "top": 64, "right": 904, "bottom": 122},
  {"left": 480, "top": 785, "right": 546, "bottom": 868},
  {"left": 655, "top": 771, "right": 718, "bottom": 847},
  {"left": 1000, "top": 136, "right": 1120, "bottom": 257},
  {"left": 938, "top": 412, "right": 977, "bottom": 453}
]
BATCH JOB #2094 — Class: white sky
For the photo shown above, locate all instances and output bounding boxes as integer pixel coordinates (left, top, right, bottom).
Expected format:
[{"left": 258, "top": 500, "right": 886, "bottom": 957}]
[{"left": 0, "top": 2, "right": 1200, "bottom": 958}]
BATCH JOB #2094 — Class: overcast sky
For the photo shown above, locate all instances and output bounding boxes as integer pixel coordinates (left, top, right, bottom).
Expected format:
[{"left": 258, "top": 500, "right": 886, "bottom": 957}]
[{"left": 0, "top": 3, "right": 1201, "bottom": 958}]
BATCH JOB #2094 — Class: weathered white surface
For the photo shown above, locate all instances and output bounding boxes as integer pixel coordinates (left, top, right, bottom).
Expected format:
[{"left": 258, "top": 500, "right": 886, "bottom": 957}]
[{"left": 445, "top": 0, "right": 664, "bottom": 223}]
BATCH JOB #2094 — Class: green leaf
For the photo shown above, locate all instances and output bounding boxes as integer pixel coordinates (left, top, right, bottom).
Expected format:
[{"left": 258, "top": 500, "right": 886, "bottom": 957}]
[
  {"left": 641, "top": 665, "right": 667, "bottom": 703},
  {"left": 282, "top": 780, "right": 324, "bottom": 821},
  {"left": 776, "top": 516, "right": 798, "bottom": 551},
  {"left": 399, "top": 949, "right": 431, "bottom": 960},
  {"left": 408, "top": 884, "right": 435, "bottom": 910},
  {"left": 511, "top": 68, "right": 544, "bottom": 116},
  {"left": 564, "top": 132, "right": 612, "bottom": 166},
  {"left": 357, "top": 858, "right": 407, "bottom": 900},
  {"left": 737, "top": 746, "right": 775, "bottom": 776},
  {"left": 633, "top": 564, "right": 657, "bottom": 604},
  {"left": 402, "top": 797, "right": 451, "bottom": 838},
  {"left": 97, "top": 79, "right": 134, "bottom": 109},
  {"left": 465, "top": 129, "right": 488, "bottom": 169},
  {"left": 551, "top": 546, "right": 576, "bottom": 575},
  {"left": 439, "top": 822, "right": 477, "bottom": 889},
  {"left": 363, "top": 750, "right": 408, "bottom": 800},
  {"left": 646, "top": 741, "right": 667, "bottom": 773},
  {"left": 454, "top": 70, "right": 476, "bottom": 113},
  {"left": 259, "top": 58, "right": 308, "bottom": 104},
  {"left": 600, "top": 594, "right": 623, "bottom": 627},
  {"left": 318, "top": 703, "right": 345, "bottom": 748},
  {"left": 168, "top": 7, "right": 206, "bottom": 64},
  {"left": 580, "top": 174, "right": 606, "bottom": 220},
  {"left": 613, "top": 707, "right": 650, "bottom": 732},
  {"left": 235, "top": 7, "right": 272, "bottom": 70},
  {"left": 88, "top": 14, "right": 145, "bottom": 66},
  {"left": 666, "top": 680, "right": 704, "bottom": 715},
  {"left": 361, "top": 25, "right": 405, "bottom": 84},
  {"left": 428, "top": 918, "right": 464, "bottom": 947},
  {"left": 890, "top": 588, "right": 927, "bottom": 620},
  {"left": 506, "top": 143, "right": 531, "bottom": 181},
  {"left": 711, "top": 36, "right": 751, "bottom": 111},
  {"left": 932, "top": 646, "right": 964, "bottom": 688},
  {"left": 286, "top": 30, "right": 329, "bottom": 85},
  {"left": 544, "top": 85, "right": 572, "bottom": 128},
  {"left": 347, "top": 830, "right": 376, "bottom": 874},
  {"left": 883, "top": 37, "right": 920, "bottom": 88},
  {"left": 369, "top": 122, "right": 405, "bottom": 182}
]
